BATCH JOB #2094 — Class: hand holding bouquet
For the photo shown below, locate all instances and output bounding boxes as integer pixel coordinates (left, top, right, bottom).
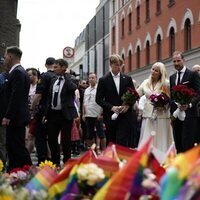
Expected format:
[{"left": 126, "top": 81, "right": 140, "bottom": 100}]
[
  {"left": 149, "top": 85, "right": 170, "bottom": 120},
  {"left": 111, "top": 87, "right": 139, "bottom": 120},
  {"left": 171, "top": 84, "right": 197, "bottom": 121}
]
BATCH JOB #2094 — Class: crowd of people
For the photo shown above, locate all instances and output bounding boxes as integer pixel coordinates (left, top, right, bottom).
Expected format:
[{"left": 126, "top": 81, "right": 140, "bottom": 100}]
[{"left": 0, "top": 46, "right": 199, "bottom": 172}]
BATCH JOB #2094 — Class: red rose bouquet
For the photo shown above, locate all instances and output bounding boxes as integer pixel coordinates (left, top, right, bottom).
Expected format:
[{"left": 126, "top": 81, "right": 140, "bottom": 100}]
[
  {"left": 171, "top": 85, "right": 197, "bottom": 105},
  {"left": 112, "top": 87, "right": 139, "bottom": 120},
  {"left": 121, "top": 87, "right": 140, "bottom": 106},
  {"left": 171, "top": 84, "right": 197, "bottom": 121}
]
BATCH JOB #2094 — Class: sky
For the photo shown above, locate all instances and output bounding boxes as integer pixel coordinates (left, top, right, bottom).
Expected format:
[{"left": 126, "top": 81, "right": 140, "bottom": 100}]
[{"left": 17, "top": 0, "right": 100, "bottom": 72}]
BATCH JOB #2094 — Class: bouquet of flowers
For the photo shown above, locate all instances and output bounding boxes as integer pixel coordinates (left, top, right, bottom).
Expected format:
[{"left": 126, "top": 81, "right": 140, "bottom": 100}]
[
  {"left": 149, "top": 93, "right": 170, "bottom": 108},
  {"left": 76, "top": 163, "right": 105, "bottom": 198},
  {"left": 112, "top": 87, "right": 139, "bottom": 120},
  {"left": 171, "top": 84, "right": 197, "bottom": 121},
  {"left": 149, "top": 85, "right": 170, "bottom": 120}
]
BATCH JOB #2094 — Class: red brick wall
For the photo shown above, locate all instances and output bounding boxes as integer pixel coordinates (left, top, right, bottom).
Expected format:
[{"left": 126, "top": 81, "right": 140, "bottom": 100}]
[{"left": 113, "top": 0, "right": 200, "bottom": 73}]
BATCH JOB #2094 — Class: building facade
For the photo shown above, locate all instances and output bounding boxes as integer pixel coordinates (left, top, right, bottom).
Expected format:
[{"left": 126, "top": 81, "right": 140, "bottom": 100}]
[
  {"left": 0, "top": 0, "right": 21, "bottom": 61},
  {"left": 110, "top": 0, "right": 200, "bottom": 84}
]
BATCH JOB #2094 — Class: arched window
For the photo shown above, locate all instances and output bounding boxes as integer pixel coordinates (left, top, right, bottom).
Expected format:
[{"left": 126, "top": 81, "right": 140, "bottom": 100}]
[
  {"left": 128, "top": 50, "right": 132, "bottom": 71},
  {"left": 112, "top": 26, "right": 115, "bottom": 45},
  {"left": 121, "top": 18, "right": 125, "bottom": 38},
  {"left": 128, "top": 12, "right": 132, "bottom": 32},
  {"left": 122, "top": 54, "right": 125, "bottom": 73},
  {"left": 145, "top": 0, "right": 150, "bottom": 21},
  {"left": 146, "top": 41, "right": 150, "bottom": 65},
  {"left": 136, "top": 5, "right": 140, "bottom": 28},
  {"left": 136, "top": 46, "right": 140, "bottom": 68},
  {"left": 156, "top": 34, "right": 162, "bottom": 61},
  {"left": 169, "top": 27, "right": 175, "bottom": 56},
  {"left": 156, "top": 0, "right": 161, "bottom": 14},
  {"left": 184, "top": 18, "right": 191, "bottom": 51}
]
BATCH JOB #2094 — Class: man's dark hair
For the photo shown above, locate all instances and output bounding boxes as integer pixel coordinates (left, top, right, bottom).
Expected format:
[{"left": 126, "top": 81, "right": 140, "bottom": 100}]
[
  {"left": 173, "top": 51, "right": 184, "bottom": 59},
  {"left": 55, "top": 59, "right": 68, "bottom": 68},
  {"left": 6, "top": 46, "right": 22, "bottom": 59},
  {"left": 26, "top": 68, "right": 39, "bottom": 77}
]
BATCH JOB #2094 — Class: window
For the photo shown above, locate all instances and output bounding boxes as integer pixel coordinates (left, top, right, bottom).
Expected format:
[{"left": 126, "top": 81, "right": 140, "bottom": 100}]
[
  {"left": 169, "top": 27, "right": 175, "bottom": 56},
  {"left": 112, "top": 0, "right": 115, "bottom": 15},
  {"left": 112, "top": 26, "right": 115, "bottom": 45},
  {"left": 136, "top": 46, "right": 140, "bottom": 68},
  {"left": 128, "top": 50, "right": 132, "bottom": 71},
  {"left": 136, "top": 5, "right": 140, "bottom": 28},
  {"left": 122, "top": 54, "right": 125, "bottom": 73},
  {"left": 184, "top": 19, "right": 191, "bottom": 51},
  {"left": 121, "top": 18, "right": 125, "bottom": 38},
  {"left": 122, "top": 0, "right": 125, "bottom": 7},
  {"left": 128, "top": 12, "right": 132, "bottom": 33},
  {"left": 168, "top": 0, "right": 175, "bottom": 7},
  {"left": 156, "top": 0, "right": 161, "bottom": 14},
  {"left": 146, "top": 41, "right": 150, "bottom": 65},
  {"left": 156, "top": 34, "right": 162, "bottom": 61},
  {"left": 145, "top": 0, "right": 150, "bottom": 22}
]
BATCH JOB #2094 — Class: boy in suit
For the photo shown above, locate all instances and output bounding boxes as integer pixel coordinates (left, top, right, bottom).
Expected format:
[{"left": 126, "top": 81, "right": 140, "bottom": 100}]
[{"left": 96, "top": 54, "right": 136, "bottom": 147}]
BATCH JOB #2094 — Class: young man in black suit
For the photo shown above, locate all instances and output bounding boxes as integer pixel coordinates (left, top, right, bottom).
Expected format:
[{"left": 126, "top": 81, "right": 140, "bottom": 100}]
[
  {"left": 2, "top": 46, "right": 32, "bottom": 171},
  {"left": 170, "top": 51, "right": 200, "bottom": 153},
  {"left": 45, "top": 59, "right": 78, "bottom": 166},
  {"left": 96, "top": 54, "right": 136, "bottom": 147}
]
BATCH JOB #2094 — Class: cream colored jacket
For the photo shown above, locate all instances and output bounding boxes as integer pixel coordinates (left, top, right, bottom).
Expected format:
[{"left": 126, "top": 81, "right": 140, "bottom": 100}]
[{"left": 137, "top": 79, "right": 171, "bottom": 119}]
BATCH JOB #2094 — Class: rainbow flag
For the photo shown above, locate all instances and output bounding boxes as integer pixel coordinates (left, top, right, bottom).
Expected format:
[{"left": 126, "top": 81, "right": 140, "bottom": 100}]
[
  {"left": 160, "top": 145, "right": 200, "bottom": 200},
  {"left": 26, "top": 166, "right": 57, "bottom": 191},
  {"left": 93, "top": 136, "right": 152, "bottom": 200},
  {"left": 48, "top": 150, "right": 94, "bottom": 199},
  {"left": 101, "top": 143, "right": 136, "bottom": 161}
]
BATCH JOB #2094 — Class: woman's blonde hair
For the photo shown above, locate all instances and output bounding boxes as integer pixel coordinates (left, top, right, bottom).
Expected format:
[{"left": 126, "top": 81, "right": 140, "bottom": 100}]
[{"left": 148, "top": 62, "right": 167, "bottom": 86}]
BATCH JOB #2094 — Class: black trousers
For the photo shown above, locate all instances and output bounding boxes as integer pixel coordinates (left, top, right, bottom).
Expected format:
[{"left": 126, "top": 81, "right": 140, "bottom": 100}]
[
  {"left": 47, "top": 110, "right": 73, "bottom": 165},
  {"left": 6, "top": 124, "right": 32, "bottom": 172},
  {"left": 172, "top": 117, "right": 197, "bottom": 153},
  {"left": 104, "top": 111, "right": 136, "bottom": 148}
]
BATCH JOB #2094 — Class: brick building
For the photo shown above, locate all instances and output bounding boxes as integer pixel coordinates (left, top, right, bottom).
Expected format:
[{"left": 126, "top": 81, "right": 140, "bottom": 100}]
[
  {"left": 110, "top": 0, "right": 200, "bottom": 83},
  {"left": 0, "top": 0, "right": 21, "bottom": 61}
]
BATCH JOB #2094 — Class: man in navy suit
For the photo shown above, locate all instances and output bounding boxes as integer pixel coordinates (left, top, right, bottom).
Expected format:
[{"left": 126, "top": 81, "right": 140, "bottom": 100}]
[
  {"left": 45, "top": 59, "right": 78, "bottom": 166},
  {"left": 2, "top": 46, "right": 32, "bottom": 171},
  {"left": 170, "top": 51, "right": 200, "bottom": 153},
  {"left": 96, "top": 54, "right": 136, "bottom": 147}
]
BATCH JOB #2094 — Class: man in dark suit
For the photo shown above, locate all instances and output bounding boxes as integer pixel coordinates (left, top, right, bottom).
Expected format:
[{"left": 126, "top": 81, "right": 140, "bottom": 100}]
[
  {"left": 2, "top": 46, "right": 32, "bottom": 171},
  {"left": 96, "top": 54, "right": 136, "bottom": 147},
  {"left": 170, "top": 51, "right": 200, "bottom": 153},
  {"left": 45, "top": 59, "right": 77, "bottom": 166},
  {"left": 32, "top": 57, "right": 56, "bottom": 164}
]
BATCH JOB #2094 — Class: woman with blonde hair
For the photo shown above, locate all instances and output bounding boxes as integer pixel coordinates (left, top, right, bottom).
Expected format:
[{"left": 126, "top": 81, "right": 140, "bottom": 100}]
[{"left": 137, "top": 62, "right": 174, "bottom": 163}]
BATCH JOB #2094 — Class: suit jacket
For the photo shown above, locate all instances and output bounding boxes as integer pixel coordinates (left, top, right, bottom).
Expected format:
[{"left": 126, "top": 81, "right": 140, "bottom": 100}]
[
  {"left": 96, "top": 72, "right": 134, "bottom": 122},
  {"left": 4, "top": 65, "right": 30, "bottom": 126},
  {"left": 170, "top": 68, "right": 200, "bottom": 117},
  {"left": 47, "top": 74, "right": 78, "bottom": 120}
]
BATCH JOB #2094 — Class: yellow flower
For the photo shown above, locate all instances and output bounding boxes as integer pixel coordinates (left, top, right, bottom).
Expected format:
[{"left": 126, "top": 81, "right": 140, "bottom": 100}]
[
  {"left": 0, "top": 159, "right": 4, "bottom": 172},
  {"left": 39, "top": 160, "right": 56, "bottom": 170}
]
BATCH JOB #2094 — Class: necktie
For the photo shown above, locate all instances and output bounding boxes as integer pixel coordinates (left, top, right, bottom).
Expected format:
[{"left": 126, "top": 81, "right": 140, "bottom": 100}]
[
  {"left": 53, "top": 77, "right": 62, "bottom": 107},
  {"left": 177, "top": 71, "right": 181, "bottom": 85}
]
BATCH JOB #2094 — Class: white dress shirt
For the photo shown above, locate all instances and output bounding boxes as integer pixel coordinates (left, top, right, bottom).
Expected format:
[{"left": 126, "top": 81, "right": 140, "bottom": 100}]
[
  {"left": 176, "top": 66, "right": 186, "bottom": 85},
  {"left": 111, "top": 72, "right": 120, "bottom": 94},
  {"left": 51, "top": 76, "right": 65, "bottom": 110}
]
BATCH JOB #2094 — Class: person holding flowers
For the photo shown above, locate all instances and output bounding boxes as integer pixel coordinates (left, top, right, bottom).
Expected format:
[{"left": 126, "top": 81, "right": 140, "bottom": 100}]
[
  {"left": 137, "top": 62, "right": 174, "bottom": 160},
  {"left": 96, "top": 54, "right": 137, "bottom": 147},
  {"left": 170, "top": 51, "right": 200, "bottom": 153}
]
